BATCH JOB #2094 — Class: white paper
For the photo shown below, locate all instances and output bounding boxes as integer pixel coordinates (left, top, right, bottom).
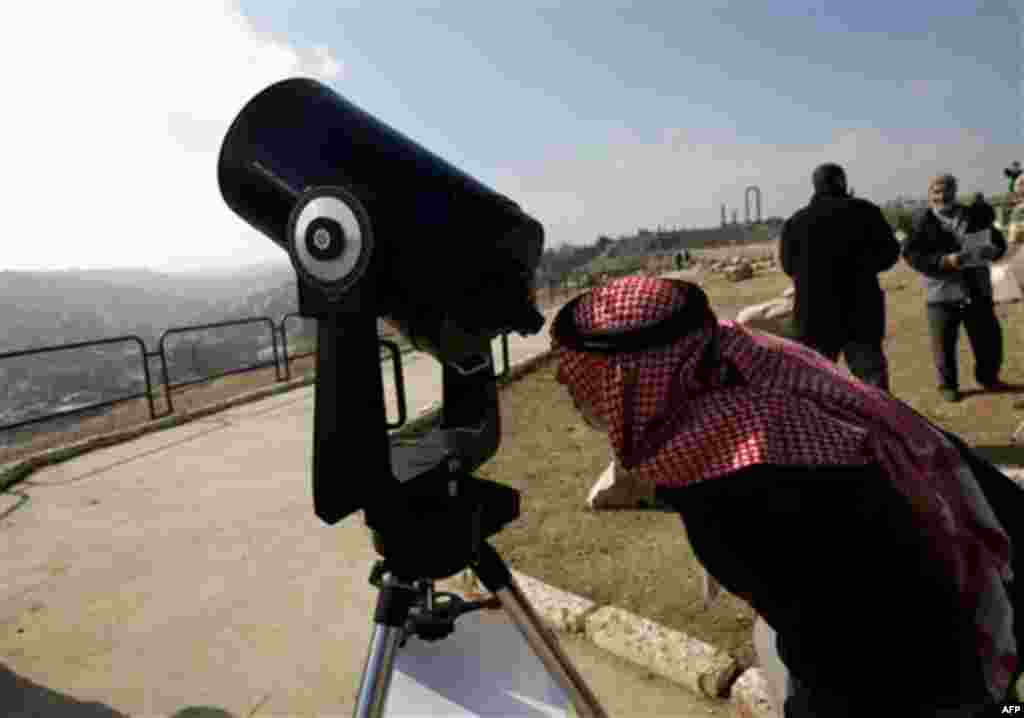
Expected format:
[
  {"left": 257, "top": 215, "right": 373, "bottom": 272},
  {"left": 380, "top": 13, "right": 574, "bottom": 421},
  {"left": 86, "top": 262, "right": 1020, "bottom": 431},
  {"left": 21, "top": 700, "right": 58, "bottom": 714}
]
[{"left": 385, "top": 609, "right": 573, "bottom": 717}]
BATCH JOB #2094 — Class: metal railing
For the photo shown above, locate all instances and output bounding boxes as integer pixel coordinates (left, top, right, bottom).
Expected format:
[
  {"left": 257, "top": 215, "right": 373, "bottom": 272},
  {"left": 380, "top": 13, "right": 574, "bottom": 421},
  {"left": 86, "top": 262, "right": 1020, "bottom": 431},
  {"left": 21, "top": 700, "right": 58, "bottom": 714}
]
[
  {"left": 0, "top": 268, "right": 614, "bottom": 443},
  {"left": 0, "top": 336, "right": 156, "bottom": 432},
  {"left": 157, "top": 317, "right": 283, "bottom": 415},
  {"left": 279, "top": 312, "right": 317, "bottom": 381},
  {"left": 0, "top": 297, "right": 555, "bottom": 439}
]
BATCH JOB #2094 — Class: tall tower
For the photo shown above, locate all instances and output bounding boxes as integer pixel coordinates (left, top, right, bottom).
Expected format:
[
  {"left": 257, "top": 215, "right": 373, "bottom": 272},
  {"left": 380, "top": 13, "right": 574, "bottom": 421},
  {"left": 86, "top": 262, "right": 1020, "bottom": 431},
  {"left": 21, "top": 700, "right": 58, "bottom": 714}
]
[
  {"left": 721, "top": 204, "right": 727, "bottom": 228},
  {"left": 744, "top": 186, "right": 762, "bottom": 225}
]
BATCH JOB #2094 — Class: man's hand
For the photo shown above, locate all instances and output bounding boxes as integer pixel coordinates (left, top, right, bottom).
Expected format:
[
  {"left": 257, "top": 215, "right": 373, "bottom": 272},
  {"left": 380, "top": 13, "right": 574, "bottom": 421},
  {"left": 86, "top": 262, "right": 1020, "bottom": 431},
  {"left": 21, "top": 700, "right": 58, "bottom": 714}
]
[
  {"left": 978, "top": 244, "right": 1001, "bottom": 262},
  {"left": 940, "top": 253, "right": 962, "bottom": 271}
]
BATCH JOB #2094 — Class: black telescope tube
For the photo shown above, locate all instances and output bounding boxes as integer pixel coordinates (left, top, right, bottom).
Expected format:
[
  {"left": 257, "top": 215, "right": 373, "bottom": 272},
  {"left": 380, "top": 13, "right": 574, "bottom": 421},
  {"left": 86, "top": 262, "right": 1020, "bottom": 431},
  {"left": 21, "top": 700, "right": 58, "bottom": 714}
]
[{"left": 217, "top": 77, "right": 545, "bottom": 338}]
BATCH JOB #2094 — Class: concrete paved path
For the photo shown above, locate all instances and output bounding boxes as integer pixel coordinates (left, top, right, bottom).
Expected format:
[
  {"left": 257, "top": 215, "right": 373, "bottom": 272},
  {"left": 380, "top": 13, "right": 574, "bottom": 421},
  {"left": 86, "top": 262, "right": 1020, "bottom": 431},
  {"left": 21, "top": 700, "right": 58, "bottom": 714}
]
[{"left": 2, "top": 279, "right": 728, "bottom": 717}]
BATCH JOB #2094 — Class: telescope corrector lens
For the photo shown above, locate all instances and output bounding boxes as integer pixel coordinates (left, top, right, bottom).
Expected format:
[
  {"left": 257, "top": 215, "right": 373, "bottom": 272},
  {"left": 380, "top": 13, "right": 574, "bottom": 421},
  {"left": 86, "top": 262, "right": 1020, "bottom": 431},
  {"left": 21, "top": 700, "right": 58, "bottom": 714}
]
[{"left": 287, "top": 188, "right": 373, "bottom": 296}]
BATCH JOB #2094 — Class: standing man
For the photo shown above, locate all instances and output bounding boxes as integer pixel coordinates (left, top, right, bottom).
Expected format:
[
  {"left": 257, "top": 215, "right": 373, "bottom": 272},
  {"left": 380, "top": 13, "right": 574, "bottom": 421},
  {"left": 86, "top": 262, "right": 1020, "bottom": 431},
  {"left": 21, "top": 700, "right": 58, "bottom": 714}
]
[
  {"left": 779, "top": 163, "right": 901, "bottom": 391},
  {"left": 1009, "top": 174, "right": 1024, "bottom": 245},
  {"left": 902, "top": 173, "right": 1008, "bottom": 403},
  {"left": 1005, "top": 161, "right": 1022, "bottom": 194}
]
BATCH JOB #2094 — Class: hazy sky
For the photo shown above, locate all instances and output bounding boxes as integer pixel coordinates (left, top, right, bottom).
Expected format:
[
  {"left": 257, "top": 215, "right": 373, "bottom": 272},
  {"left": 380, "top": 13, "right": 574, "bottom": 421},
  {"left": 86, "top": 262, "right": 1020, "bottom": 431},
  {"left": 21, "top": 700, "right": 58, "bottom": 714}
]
[{"left": 2, "top": 1, "right": 1020, "bottom": 272}]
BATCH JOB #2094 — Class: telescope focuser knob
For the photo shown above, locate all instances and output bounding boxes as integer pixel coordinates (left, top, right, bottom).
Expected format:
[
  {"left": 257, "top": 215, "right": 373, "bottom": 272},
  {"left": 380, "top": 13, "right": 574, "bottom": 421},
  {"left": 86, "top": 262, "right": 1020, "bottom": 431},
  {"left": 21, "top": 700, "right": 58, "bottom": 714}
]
[{"left": 286, "top": 186, "right": 373, "bottom": 301}]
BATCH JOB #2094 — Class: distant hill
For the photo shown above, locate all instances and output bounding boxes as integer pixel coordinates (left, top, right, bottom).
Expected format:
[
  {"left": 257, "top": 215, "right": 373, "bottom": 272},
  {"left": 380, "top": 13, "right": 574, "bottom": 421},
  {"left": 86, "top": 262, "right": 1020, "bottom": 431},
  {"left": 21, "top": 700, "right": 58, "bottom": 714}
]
[
  {"left": 2, "top": 223, "right": 787, "bottom": 356},
  {"left": 60, "top": 262, "right": 297, "bottom": 302},
  {"left": 0, "top": 261, "right": 306, "bottom": 352},
  {"left": 0, "top": 271, "right": 212, "bottom": 352},
  {"left": 536, "top": 222, "right": 782, "bottom": 284}
]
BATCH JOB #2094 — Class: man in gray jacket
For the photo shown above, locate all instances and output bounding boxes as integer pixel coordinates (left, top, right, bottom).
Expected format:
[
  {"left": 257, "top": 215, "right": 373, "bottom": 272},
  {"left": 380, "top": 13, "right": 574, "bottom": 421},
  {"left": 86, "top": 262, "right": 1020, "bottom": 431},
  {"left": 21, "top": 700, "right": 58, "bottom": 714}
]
[{"left": 902, "top": 174, "right": 1008, "bottom": 402}]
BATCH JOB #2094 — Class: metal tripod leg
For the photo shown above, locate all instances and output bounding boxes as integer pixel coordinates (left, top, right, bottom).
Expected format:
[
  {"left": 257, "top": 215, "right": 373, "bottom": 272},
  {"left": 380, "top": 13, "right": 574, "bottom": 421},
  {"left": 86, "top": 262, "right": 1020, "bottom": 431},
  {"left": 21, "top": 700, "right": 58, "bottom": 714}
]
[
  {"left": 354, "top": 624, "right": 405, "bottom": 718},
  {"left": 353, "top": 580, "right": 418, "bottom": 718},
  {"left": 353, "top": 544, "right": 608, "bottom": 718},
  {"left": 473, "top": 543, "right": 609, "bottom": 718}
]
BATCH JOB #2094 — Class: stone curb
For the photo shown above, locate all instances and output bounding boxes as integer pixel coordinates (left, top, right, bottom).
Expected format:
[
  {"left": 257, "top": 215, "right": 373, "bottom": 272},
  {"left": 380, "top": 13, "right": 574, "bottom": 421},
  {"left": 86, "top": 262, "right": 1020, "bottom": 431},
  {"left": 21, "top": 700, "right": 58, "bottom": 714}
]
[
  {"left": 458, "top": 567, "right": 743, "bottom": 700},
  {"left": 585, "top": 605, "right": 739, "bottom": 699}
]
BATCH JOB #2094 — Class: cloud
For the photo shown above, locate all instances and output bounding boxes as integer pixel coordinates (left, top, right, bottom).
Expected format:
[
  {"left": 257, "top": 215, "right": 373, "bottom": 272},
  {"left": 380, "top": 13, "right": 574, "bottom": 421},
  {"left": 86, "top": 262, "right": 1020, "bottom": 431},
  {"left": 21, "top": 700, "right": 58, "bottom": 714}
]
[
  {"left": 0, "top": 1, "right": 342, "bottom": 272},
  {"left": 493, "top": 126, "right": 1021, "bottom": 248}
]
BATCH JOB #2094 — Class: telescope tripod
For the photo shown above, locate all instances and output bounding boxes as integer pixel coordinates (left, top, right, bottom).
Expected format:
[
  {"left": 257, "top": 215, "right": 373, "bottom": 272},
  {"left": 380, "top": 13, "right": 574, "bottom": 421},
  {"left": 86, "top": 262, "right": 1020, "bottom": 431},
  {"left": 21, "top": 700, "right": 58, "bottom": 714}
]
[
  {"left": 299, "top": 315, "right": 604, "bottom": 716},
  {"left": 354, "top": 541, "right": 607, "bottom": 718}
]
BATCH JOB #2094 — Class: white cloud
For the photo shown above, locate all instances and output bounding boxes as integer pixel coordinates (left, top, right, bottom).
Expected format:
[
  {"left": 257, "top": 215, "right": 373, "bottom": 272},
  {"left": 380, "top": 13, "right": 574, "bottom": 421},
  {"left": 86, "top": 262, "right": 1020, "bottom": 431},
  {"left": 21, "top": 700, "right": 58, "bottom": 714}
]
[
  {"left": 494, "top": 126, "right": 1021, "bottom": 248},
  {"left": 0, "top": 1, "right": 342, "bottom": 272}
]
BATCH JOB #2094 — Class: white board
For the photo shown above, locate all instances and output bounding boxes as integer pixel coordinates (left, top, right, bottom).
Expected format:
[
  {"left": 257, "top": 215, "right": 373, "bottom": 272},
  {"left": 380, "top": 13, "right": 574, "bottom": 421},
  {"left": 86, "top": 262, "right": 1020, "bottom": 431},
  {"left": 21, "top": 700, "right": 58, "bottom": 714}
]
[{"left": 385, "top": 608, "right": 574, "bottom": 717}]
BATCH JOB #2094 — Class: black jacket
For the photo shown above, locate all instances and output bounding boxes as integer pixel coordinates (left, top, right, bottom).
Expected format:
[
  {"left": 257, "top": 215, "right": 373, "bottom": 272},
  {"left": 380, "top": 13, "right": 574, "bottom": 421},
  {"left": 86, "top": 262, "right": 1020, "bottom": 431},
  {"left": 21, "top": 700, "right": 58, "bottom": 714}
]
[
  {"left": 902, "top": 204, "right": 1007, "bottom": 305},
  {"left": 780, "top": 194, "right": 900, "bottom": 350},
  {"left": 656, "top": 461, "right": 998, "bottom": 714}
]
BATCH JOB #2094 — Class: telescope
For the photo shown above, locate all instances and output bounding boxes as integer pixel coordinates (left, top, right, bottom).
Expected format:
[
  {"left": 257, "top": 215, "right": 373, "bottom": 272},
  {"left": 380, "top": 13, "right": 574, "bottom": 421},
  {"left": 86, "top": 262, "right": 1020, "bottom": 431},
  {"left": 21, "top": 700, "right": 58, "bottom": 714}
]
[{"left": 217, "top": 78, "right": 606, "bottom": 717}]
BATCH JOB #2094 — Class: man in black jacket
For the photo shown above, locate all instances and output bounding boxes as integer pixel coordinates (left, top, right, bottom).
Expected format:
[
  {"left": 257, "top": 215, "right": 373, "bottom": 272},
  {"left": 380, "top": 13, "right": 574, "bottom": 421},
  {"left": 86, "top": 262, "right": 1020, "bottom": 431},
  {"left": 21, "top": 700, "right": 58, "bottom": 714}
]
[
  {"left": 1006, "top": 161, "right": 1022, "bottom": 194},
  {"left": 779, "top": 163, "right": 901, "bottom": 391},
  {"left": 902, "top": 173, "right": 1008, "bottom": 402}
]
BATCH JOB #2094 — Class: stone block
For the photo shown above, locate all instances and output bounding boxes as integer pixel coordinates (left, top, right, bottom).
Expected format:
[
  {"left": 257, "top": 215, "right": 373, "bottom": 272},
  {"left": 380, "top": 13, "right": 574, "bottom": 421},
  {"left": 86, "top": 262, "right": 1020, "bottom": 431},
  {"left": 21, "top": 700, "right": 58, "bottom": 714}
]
[
  {"left": 731, "top": 668, "right": 780, "bottom": 718},
  {"left": 584, "top": 605, "right": 739, "bottom": 698},
  {"left": 587, "top": 457, "right": 655, "bottom": 509}
]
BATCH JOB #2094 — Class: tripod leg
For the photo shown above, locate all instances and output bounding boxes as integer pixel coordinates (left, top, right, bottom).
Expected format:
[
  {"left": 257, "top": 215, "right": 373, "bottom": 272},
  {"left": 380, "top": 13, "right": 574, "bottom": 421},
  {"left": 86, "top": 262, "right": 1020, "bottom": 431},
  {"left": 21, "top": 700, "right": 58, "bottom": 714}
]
[
  {"left": 353, "top": 581, "right": 418, "bottom": 718},
  {"left": 473, "top": 543, "right": 609, "bottom": 718}
]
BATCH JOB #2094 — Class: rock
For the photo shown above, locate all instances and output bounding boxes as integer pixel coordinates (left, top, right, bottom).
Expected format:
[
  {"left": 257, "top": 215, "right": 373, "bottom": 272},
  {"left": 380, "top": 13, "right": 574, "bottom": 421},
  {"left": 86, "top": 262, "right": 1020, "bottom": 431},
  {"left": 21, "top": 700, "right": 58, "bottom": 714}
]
[
  {"left": 736, "top": 297, "right": 793, "bottom": 335},
  {"left": 585, "top": 606, "right": 740, "bottom": 698},
  {"left": 724, "top": 262, "right": 754, "bottom": 282},
  {"left": 752, "top": 618, "right": 787, "bottom": 715},
  {"left": 730, "top": 668, "right": 780, "bottom": 718},
  {"left": 736, "top": 301, "right": 772, "bottom": 325},
  {"left": 763, "top": 300, "right": 793, "bottom": 320},
  {"left": 702, "top": 567, "right": 722, "bottom": 610},
  {"left": 588, "top": 456, "right": 655, "bottom": 509}
]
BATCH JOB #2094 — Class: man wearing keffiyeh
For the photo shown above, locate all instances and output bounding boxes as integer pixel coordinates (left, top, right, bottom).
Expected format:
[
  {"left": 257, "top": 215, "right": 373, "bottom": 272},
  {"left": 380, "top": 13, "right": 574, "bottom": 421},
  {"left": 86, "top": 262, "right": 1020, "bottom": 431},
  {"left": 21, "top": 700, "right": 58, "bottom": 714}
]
[{"left": 550, "top": 274, "right": 1024, "bottom": 716}]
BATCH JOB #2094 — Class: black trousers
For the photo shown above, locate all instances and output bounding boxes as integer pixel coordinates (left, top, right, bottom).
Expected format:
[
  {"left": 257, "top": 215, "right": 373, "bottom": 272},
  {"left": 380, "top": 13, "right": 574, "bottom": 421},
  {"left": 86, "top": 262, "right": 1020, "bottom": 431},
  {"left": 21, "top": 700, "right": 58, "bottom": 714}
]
[
  {"left": 802, "top": 338, "right": 891, "bottom": 392},
  {"left": 926, "top": 299, "right": 1004, "bottom": 389}
]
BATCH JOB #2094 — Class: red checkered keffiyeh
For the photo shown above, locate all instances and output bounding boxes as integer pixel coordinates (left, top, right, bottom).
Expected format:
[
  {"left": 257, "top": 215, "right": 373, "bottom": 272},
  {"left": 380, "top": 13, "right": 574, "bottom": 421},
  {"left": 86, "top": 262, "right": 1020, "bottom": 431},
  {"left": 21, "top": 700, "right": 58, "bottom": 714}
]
[{"left": 550, "top": 275, "right": 1016, "bottom": 700}]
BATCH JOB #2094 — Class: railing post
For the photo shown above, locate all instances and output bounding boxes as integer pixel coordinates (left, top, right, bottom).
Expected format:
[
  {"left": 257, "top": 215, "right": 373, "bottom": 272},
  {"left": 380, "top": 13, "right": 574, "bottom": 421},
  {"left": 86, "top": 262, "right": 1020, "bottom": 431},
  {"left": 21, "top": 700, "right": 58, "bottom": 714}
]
[
  {"left": 280, "top": 317, "right": 292, "bottom": 382},
  {"left": 157, "top": 332, "right": 175, "bottom": 415},
  {"left": 133, "top": 338, "right": 157, "bottom": 422}
]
